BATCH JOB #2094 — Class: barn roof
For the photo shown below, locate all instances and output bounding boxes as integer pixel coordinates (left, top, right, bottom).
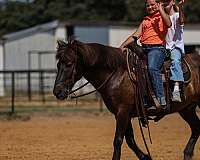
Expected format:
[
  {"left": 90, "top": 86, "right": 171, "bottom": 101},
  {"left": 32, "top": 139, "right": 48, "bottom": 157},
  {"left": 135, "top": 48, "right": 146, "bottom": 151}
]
[{"left": 1, "top": 20, "right": 59, "bottom": 42}]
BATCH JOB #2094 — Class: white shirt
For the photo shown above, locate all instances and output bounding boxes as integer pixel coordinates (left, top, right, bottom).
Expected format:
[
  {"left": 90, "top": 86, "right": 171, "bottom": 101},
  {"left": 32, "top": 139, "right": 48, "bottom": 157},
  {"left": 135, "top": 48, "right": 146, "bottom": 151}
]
[{"left": 165, "top": 12, "right": 185, "bottom": 54}]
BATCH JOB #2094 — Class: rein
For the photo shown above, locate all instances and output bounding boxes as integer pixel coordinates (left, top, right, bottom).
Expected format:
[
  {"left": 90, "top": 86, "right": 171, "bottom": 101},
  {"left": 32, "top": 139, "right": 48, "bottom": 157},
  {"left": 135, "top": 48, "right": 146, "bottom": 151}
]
[
  {"left": 68, "top": 81, "right": 90, "bottom": 95},
  {"left": 125, "top": 48, "right": 152, "bottom": 159},
  {"left": 69, "top": 70, "right": 116, "bottom": 99}
]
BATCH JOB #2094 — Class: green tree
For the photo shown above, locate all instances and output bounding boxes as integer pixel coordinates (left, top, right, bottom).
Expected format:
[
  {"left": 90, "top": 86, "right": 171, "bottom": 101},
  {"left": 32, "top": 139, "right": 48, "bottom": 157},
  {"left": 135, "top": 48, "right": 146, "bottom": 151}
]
[
  {"left": 0, "top": 0, "right": 200, "bottom": 36},
  {"left": 124, "top": 0, "right": 145, "bottom": 22},
  {"left": 184, "top": 0, "right": 200, "bottom": 23},
  {"left": 0, "top": 2, "right": 32, "bottom": 35}
]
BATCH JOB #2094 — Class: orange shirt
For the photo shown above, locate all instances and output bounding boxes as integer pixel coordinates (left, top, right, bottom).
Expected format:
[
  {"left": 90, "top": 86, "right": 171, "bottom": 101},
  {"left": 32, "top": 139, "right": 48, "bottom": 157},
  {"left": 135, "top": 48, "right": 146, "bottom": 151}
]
[{"left": 140, "top": 12, "right": 168, "bottom": 45}]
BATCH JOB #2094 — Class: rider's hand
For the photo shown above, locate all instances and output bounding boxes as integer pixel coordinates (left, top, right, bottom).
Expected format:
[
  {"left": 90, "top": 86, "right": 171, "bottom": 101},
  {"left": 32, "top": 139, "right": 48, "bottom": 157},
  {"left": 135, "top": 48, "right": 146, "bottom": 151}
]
[
  {"left": 158, "top": 2, "right": 164, "bottom": 12},
  {"left": 120, "top": 46, "right": 126, "bottom": 53}
]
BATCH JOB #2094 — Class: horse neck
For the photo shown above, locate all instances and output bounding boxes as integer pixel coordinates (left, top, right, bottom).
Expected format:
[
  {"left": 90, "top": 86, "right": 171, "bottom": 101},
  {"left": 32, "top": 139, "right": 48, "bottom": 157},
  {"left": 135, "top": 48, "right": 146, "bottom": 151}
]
[
  {"left": 83, "top": 68, "right": 116, "bottom": 89},
  {"left": 76, "top": 41, "right": 125, "bottom": 89}
]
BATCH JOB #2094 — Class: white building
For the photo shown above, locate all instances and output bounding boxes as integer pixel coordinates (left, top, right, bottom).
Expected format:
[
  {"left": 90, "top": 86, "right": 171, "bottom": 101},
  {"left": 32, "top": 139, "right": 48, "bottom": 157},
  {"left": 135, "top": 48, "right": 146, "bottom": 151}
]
[
  {"left": 0, "top": 20, "right": 200, "bottom": 96},
  {"left": 0, "top": 21, "right": 135, "bottom": 71},
  {"left": 1, "top": 20, "right": 200, "bottom": 71},
  {"left": 0, "top": 41, "right": 4, "bottom": 96}
]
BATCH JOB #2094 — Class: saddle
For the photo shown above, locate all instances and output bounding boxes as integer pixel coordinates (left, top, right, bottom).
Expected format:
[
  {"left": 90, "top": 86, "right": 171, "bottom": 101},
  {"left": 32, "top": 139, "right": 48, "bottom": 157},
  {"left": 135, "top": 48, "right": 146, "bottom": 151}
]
[
  {"left": 128, "top": 42, "right": 191, "bottom": 84},
  {"left": 126, "top": 42, "right": 192, "bottom": 124}
]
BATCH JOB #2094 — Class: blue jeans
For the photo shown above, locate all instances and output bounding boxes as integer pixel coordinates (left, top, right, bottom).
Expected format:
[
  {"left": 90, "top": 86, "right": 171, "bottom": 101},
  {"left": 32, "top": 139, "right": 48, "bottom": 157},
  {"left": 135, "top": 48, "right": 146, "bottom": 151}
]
[
  {"left": 143, "top": 46, "right": 166, "bottom": 101},
  {"left": 170, "top": 48, "right": 184, "bottom": 82}
]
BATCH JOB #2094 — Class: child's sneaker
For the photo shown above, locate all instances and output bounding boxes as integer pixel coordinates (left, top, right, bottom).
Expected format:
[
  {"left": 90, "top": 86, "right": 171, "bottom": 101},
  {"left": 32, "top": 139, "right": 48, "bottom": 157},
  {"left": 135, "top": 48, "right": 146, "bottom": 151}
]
[{"left": 172, "top": 91, "right": 182, "bottom": 102}]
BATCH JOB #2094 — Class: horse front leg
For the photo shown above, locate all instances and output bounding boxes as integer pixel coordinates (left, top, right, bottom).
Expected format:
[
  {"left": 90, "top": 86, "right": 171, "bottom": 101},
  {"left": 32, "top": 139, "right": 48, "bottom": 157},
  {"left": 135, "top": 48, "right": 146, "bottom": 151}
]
[
  {"left": 125, "top": 120, "right": 152, "bottom": 160},
  {"left": 179, "top": 105, "right": 200, "bottom": 160},
  {"left": 112, "top": 109, "right": 129, "bottom": 160}
]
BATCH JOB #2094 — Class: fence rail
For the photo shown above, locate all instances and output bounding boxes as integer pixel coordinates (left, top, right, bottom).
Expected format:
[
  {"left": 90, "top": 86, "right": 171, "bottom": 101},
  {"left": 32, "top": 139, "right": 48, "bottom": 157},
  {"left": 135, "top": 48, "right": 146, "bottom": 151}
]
[{"left": 0, "top": 70, "right": 102, "bottom": 114}]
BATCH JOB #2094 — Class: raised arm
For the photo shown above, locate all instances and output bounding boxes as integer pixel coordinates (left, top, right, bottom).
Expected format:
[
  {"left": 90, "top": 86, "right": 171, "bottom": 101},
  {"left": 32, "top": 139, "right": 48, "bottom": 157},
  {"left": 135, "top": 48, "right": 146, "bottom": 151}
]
[
  {"left": 158, "top": 2, "right": 172, "bottom": 27},
  {"left": 178, "top": 0, "right": 185, "bottom": 25},
  {"left": 120, "top": 23, "right": 142, "bottom": 51}
]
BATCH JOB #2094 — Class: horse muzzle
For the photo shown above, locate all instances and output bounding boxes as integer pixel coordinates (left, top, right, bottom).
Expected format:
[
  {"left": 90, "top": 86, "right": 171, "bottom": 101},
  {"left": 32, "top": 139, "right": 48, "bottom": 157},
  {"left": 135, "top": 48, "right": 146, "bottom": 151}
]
[{"left": 53, "top": 84, "right": 71, "bottom": 100}]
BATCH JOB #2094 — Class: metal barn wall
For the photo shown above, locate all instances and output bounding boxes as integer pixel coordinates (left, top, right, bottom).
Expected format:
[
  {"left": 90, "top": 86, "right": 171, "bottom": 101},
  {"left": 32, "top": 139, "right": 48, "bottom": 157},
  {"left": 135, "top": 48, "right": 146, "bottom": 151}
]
[
  {"left": 74, "top": 26, "right": 109, "bottom": 45},
  {"left": 0, "top": 44, "right": 4, "bottom": 96},
  {"left": 55, "top": 26, "right": 66, "bottom": 42},
  {"left": 184, "top": 30, "right": 200, "bottom": 45},
  {"left": 5, "top": 31, "right": 56, "bottom": 70},
  {"left": 108, "top": 26, "right": 136, "bottom": 47},
  {"left": 0, "top": 45, "right": 3, "bottom": 70},
  {"left": 108, "top": 25, "right": 200, "bottom": 52},
  {"left": 3, "top": 30, "right": 57, "bottom": 93}
]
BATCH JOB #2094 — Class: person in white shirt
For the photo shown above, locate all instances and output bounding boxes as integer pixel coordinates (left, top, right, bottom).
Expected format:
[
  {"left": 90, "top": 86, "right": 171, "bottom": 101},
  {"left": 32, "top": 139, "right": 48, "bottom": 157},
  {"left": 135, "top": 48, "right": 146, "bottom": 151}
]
[{"left": 162, "top": 0, "right": 185, "bottom": 102}]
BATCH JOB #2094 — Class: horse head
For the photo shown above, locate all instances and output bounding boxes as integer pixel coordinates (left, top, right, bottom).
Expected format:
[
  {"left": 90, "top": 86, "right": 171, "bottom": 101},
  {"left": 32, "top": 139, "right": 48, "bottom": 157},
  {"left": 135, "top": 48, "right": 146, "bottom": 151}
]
[{"left": 53, "top": 40, "right": 83, "bottom": 100}]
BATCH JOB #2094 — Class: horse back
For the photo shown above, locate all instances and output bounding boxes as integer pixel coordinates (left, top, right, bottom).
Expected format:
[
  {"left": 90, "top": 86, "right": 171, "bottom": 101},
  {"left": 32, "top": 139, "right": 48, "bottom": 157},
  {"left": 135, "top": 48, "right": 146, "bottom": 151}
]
[
  {"left": 183, "top": 53, "right": 200, "bottom": 99},
  {"left": 185, "top": 53, "right": 200, "bottom": 68}
]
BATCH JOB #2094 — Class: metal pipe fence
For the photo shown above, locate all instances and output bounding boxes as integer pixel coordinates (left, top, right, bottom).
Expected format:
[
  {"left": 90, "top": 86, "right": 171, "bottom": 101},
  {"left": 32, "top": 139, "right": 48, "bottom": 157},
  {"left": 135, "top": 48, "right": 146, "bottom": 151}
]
[{"left": 0, "top": 70, "right": 103, "bottom": 114}]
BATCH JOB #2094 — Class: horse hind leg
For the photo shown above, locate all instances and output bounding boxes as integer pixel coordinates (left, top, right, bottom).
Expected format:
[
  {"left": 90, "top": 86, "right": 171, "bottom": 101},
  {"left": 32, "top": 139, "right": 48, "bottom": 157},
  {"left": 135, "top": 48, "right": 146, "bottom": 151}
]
[
  {"left": 179, "top": 104, "right": 200, "bottom": 160},
  {"left": 125, "top": 120, "right": 152, "bottom": 160}
]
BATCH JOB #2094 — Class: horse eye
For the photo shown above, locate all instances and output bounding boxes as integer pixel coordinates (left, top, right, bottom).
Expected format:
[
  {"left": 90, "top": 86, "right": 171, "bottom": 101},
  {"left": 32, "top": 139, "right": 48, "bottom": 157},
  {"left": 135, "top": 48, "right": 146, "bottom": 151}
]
[
  {"left": 66, "top": 62, "right": 73, "bottom": 66},
  {"left": 57, "top": 62, "right": 60, "bottom": 68}
]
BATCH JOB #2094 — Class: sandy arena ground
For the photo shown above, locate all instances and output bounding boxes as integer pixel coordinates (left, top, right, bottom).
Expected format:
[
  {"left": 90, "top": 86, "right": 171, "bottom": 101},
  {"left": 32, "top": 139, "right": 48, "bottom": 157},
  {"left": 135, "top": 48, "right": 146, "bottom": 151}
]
[{"left": 0, "top": 111, "right": 199, "bottom": 160}]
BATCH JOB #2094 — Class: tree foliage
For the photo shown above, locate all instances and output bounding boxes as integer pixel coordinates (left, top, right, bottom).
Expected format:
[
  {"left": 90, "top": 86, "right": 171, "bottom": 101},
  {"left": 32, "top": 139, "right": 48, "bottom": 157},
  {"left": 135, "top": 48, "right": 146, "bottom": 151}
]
[
  {"left": 124, "top": 0, "right": 145, "bottom": 22},
  {"left": 0, "top": 0, "right": 199, "bottom": 36},
  {"left": 184, "top": 0, "right": 200, "bottom": 23}
]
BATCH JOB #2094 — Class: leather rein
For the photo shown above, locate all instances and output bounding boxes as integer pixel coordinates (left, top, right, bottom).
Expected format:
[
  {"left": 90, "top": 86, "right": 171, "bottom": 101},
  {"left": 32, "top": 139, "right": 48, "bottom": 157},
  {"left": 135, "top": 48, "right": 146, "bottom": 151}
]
[
  {"left": 69, "top": 70, "right": 115, "bottom": 99},
  {"left": 125, "top": 48, "right": 152, "bottom": 159}
]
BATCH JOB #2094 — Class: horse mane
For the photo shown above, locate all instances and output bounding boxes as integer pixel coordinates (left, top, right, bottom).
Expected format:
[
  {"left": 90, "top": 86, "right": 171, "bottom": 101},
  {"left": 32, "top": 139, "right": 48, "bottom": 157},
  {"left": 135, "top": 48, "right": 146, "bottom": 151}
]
[
  {"left": 79, "top": 42, "right": 126, "bottom": 71},
  {"left": 96, "top": 46, "right": 126, "bottom": 70},
  {"left": 56, "top": 37, "right": 126, "bottom": 71}
]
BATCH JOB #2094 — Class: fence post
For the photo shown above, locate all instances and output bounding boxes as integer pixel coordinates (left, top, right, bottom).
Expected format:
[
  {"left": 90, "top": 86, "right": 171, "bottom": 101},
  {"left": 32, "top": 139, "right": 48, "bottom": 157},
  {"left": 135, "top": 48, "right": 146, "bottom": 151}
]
[
  {"left": 27, "top": 71, "right": 31, "bottom": 101},
  {"left": 39, "top": 71, "right": 45, "bottom": 103},
  {"left": 11, "top": 72, "right": 15, "bottom": 114},
  {"left": 99, "top": 97, "right": 103, "bottom": 112}
]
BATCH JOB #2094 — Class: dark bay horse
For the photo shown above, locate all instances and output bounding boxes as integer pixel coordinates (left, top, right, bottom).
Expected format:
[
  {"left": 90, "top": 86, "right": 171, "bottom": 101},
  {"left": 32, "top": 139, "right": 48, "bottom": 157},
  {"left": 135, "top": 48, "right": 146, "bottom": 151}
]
[{"left": 53, "top": 39, "right": 200, "bottom": 160}]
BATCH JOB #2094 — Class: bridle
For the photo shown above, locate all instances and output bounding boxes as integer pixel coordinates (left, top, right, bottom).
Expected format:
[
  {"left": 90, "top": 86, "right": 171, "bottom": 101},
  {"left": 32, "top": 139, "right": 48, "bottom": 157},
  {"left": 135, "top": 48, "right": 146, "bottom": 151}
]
[{"left": 58, "top": 42, "right": 116, "bottom": 99}]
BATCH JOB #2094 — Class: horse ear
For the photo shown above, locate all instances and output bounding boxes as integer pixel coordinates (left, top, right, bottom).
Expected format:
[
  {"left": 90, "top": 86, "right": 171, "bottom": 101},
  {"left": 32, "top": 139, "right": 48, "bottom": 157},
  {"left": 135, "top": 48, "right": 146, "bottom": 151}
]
[
  {"left": 57, "top": 40, "right": 62, "bottom": 48},
  {"left": 57, "top": 40, "right": 67, "bottom": 49},
  {"left": 67, "top": 36, "right": 76, "bottom": 44}
]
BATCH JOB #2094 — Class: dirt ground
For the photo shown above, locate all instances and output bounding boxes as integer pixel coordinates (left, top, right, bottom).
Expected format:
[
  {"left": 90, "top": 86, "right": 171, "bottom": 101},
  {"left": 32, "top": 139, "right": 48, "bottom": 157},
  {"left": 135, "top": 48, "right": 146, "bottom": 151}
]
[{"left": 0, "top": 111, "right": 199, "bottom": 160}]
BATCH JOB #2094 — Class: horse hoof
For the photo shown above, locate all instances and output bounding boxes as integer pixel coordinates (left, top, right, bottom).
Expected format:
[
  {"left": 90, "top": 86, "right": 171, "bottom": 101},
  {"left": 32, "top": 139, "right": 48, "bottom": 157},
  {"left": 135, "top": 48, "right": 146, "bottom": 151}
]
[{"left": 141, "top": 155, "right": 152, "bottom": 160}]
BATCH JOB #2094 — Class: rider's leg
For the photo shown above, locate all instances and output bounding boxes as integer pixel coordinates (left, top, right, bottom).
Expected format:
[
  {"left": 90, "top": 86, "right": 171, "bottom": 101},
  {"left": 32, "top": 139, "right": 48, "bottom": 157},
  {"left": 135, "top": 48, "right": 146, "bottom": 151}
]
[
  {"left": 147, "top": 47, "right": 167, "bottom": 107},
  {"left": 170, "top": 48, "right": 184, "bottom": 102}
]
